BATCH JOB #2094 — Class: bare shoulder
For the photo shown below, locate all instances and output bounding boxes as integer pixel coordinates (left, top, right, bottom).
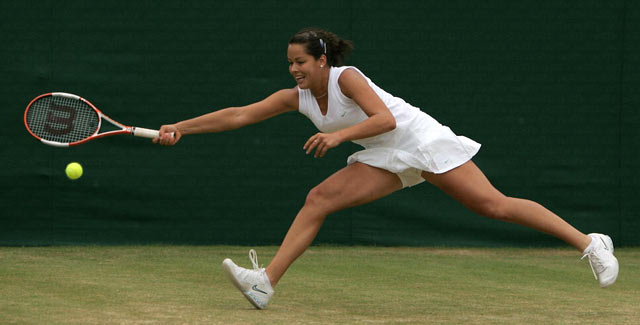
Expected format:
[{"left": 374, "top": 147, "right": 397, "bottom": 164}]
[
  {"left": 270, "top": 87, "right": 299, "bottom": 111},
  {"left": 337, "top": 68, "right": 371, "bottom": 98}
]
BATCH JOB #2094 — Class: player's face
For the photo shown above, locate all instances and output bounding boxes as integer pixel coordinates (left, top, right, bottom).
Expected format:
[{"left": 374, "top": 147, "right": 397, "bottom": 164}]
[{"left": 287, "top": 43, "right": 324, "bottom": 89}]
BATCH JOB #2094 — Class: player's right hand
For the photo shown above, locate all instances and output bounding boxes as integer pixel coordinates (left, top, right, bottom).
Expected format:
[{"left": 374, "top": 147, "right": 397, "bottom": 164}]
[{"left": 154, "top": 124, "right": 182, "bottom": 146}]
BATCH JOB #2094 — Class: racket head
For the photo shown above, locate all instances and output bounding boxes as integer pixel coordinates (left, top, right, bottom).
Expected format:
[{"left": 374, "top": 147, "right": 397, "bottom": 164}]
[{"left": 24, "top": 92, "right": 102, "bottom": 147}]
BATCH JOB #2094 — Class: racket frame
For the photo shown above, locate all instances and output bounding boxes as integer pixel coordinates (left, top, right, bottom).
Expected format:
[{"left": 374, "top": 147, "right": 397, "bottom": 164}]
[{"left": 24, "top": 92, "right": 159, "bottom": 147}]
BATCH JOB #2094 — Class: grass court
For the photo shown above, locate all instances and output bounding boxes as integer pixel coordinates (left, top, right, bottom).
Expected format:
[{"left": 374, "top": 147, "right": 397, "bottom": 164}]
[{"left": 1, "top": 246, "right": 638, "bottom": 324}]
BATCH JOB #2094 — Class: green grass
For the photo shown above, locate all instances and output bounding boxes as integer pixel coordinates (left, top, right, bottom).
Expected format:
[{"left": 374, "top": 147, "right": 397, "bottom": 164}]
[{"left": 1, "top": 246, "right": 638, "bottom": 324}]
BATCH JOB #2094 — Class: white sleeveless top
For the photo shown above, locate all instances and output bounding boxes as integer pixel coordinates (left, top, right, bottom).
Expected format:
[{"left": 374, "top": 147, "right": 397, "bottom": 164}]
[
  {"left": 297, "top": 66, "right": 421, "bottom": 148},
  {"left": 297, "top": 66, "right": 481, "bottom": 187}
]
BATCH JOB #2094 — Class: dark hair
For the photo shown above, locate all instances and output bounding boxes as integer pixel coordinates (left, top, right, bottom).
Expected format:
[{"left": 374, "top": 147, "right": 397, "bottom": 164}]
[{"left": 289, "top": 28, "right": 354, "bottom": 67}]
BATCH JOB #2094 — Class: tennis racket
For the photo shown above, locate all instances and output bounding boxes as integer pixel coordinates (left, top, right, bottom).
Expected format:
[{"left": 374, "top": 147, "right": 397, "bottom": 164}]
[{"left": 24, "top": 92, "right": 163, "bottom": 147}]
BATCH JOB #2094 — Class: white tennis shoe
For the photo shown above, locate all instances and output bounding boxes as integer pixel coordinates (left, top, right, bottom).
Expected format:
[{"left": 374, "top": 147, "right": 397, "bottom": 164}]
[
  {"left": 581, "top": 233, "right": 619, "bottom": 288},
  {"left": 222, "top": 249, "right": 274, "bottom": 309}
]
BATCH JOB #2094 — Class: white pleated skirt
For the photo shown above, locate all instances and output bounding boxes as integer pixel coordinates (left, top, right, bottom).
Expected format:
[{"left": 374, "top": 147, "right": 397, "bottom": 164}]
[{"left": 347, "top": 111, "right": 481, "bottom": 187}]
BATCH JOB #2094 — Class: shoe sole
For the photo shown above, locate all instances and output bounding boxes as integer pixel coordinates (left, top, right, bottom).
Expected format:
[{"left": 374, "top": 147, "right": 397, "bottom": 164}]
[{"left": 221, "top": 259, "right": 267, "bottom": 309}]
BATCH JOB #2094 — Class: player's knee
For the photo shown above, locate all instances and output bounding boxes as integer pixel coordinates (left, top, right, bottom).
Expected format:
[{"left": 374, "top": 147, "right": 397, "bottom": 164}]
[
  {"left": 304, "top": 186, "right": 326, "bottom": 209},
  {"left": 474, "top": 197, "right": 513, "bottom": 222},
  {"left": 304, "top": 185, "right": 337, "bottom": 214}
]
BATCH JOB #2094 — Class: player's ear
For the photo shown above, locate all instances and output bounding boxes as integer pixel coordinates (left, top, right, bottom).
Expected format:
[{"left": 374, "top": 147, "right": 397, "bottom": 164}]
[{"left": 319, "top": 54, "right": 327, "bottom": 68}]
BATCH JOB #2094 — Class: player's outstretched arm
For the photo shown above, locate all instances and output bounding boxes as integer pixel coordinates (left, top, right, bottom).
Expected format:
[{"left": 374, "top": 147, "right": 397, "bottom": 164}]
[{"left": 155, "top": 88, "right": 298, "bottom": 145}]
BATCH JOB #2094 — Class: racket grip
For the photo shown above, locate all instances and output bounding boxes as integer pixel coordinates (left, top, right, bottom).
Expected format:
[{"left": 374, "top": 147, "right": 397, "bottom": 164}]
[{"left": 132, "top": 127, "right": 160, "bottom": 139}]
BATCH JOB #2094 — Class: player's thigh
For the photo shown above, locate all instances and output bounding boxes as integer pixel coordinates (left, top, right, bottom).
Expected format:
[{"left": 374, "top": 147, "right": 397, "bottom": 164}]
[
  {"left": 421, "top": 161, "right": 507, "bottom": 214},
  {"left": 308, "top": 162, "right": 402, "bottom": 212}
]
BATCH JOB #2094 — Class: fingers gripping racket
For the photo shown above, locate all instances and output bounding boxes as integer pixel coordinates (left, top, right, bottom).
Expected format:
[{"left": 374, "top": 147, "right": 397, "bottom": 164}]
[{"left": 24, "top": 92, "right": 162, "bottom": 147}]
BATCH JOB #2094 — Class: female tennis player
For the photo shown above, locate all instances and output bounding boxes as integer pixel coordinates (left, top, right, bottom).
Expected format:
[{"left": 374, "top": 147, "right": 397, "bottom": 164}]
[{"left": 155, "top": 28, "right": 618, "bottom": 309}]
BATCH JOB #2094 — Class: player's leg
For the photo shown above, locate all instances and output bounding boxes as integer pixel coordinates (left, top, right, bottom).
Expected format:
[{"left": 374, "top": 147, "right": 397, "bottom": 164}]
[
  {"left": 421, "top": 160, "right": 592, "bottom": 251},
  {"left": 223, "top": 162, "right": 402, "bottom": 309},
  {"left": 420, "top": 160, "right": 618, "bottom": 287},
  {"left": 266, "top": 162, "right": 403, "bottom": 286}
]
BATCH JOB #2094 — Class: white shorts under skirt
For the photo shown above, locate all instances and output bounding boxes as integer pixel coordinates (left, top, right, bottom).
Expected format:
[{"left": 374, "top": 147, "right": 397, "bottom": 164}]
[{"left": 347, "top": 112, "right": 481, "bottom": 188}]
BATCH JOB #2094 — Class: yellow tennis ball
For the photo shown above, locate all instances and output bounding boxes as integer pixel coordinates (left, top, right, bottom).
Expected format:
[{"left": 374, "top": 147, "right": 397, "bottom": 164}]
[{"left": 65, "top": 162, "right": 83, "bottom": 180}]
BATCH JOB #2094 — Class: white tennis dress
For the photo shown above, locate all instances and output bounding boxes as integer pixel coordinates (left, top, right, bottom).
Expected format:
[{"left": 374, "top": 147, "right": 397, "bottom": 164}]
[{"left": 297, "top": 66, "right": 481, "bottom": 187}]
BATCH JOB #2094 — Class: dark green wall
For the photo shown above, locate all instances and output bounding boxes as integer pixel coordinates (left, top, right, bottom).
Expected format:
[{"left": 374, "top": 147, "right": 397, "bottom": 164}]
[{"left": 1, "top": 0, "right": 638, "bottom": 246}]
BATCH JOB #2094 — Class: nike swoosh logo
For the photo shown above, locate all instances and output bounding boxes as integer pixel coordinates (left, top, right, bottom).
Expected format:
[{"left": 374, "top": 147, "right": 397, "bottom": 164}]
[
  {"left": 252, "top": 284, "right": 268, "bottom": 295},
  {"left": 599, "top": 237, "right": 610, "bottom": 251}
]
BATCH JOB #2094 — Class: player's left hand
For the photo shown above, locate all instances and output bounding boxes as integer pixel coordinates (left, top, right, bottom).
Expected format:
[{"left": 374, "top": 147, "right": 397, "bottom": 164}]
[{"left": 303, "top": 132, "right": 342, "bottom": 158}]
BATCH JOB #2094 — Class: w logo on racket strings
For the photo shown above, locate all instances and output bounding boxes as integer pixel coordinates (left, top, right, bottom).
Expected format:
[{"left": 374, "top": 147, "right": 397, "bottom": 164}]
[{"left": 44, "top": 103, "right": 76, "bottom": 135}]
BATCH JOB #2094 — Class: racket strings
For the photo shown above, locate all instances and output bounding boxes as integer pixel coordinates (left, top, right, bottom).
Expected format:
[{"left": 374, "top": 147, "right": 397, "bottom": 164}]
[{"left": 26, "top": 96, "right": 99, "bottom": 144}]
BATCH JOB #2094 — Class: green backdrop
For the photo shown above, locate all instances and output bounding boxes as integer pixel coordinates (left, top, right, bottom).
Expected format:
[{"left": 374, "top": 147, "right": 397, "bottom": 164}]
[{"left": 1, "top": 0, "right": 638, "bottom": 246}]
